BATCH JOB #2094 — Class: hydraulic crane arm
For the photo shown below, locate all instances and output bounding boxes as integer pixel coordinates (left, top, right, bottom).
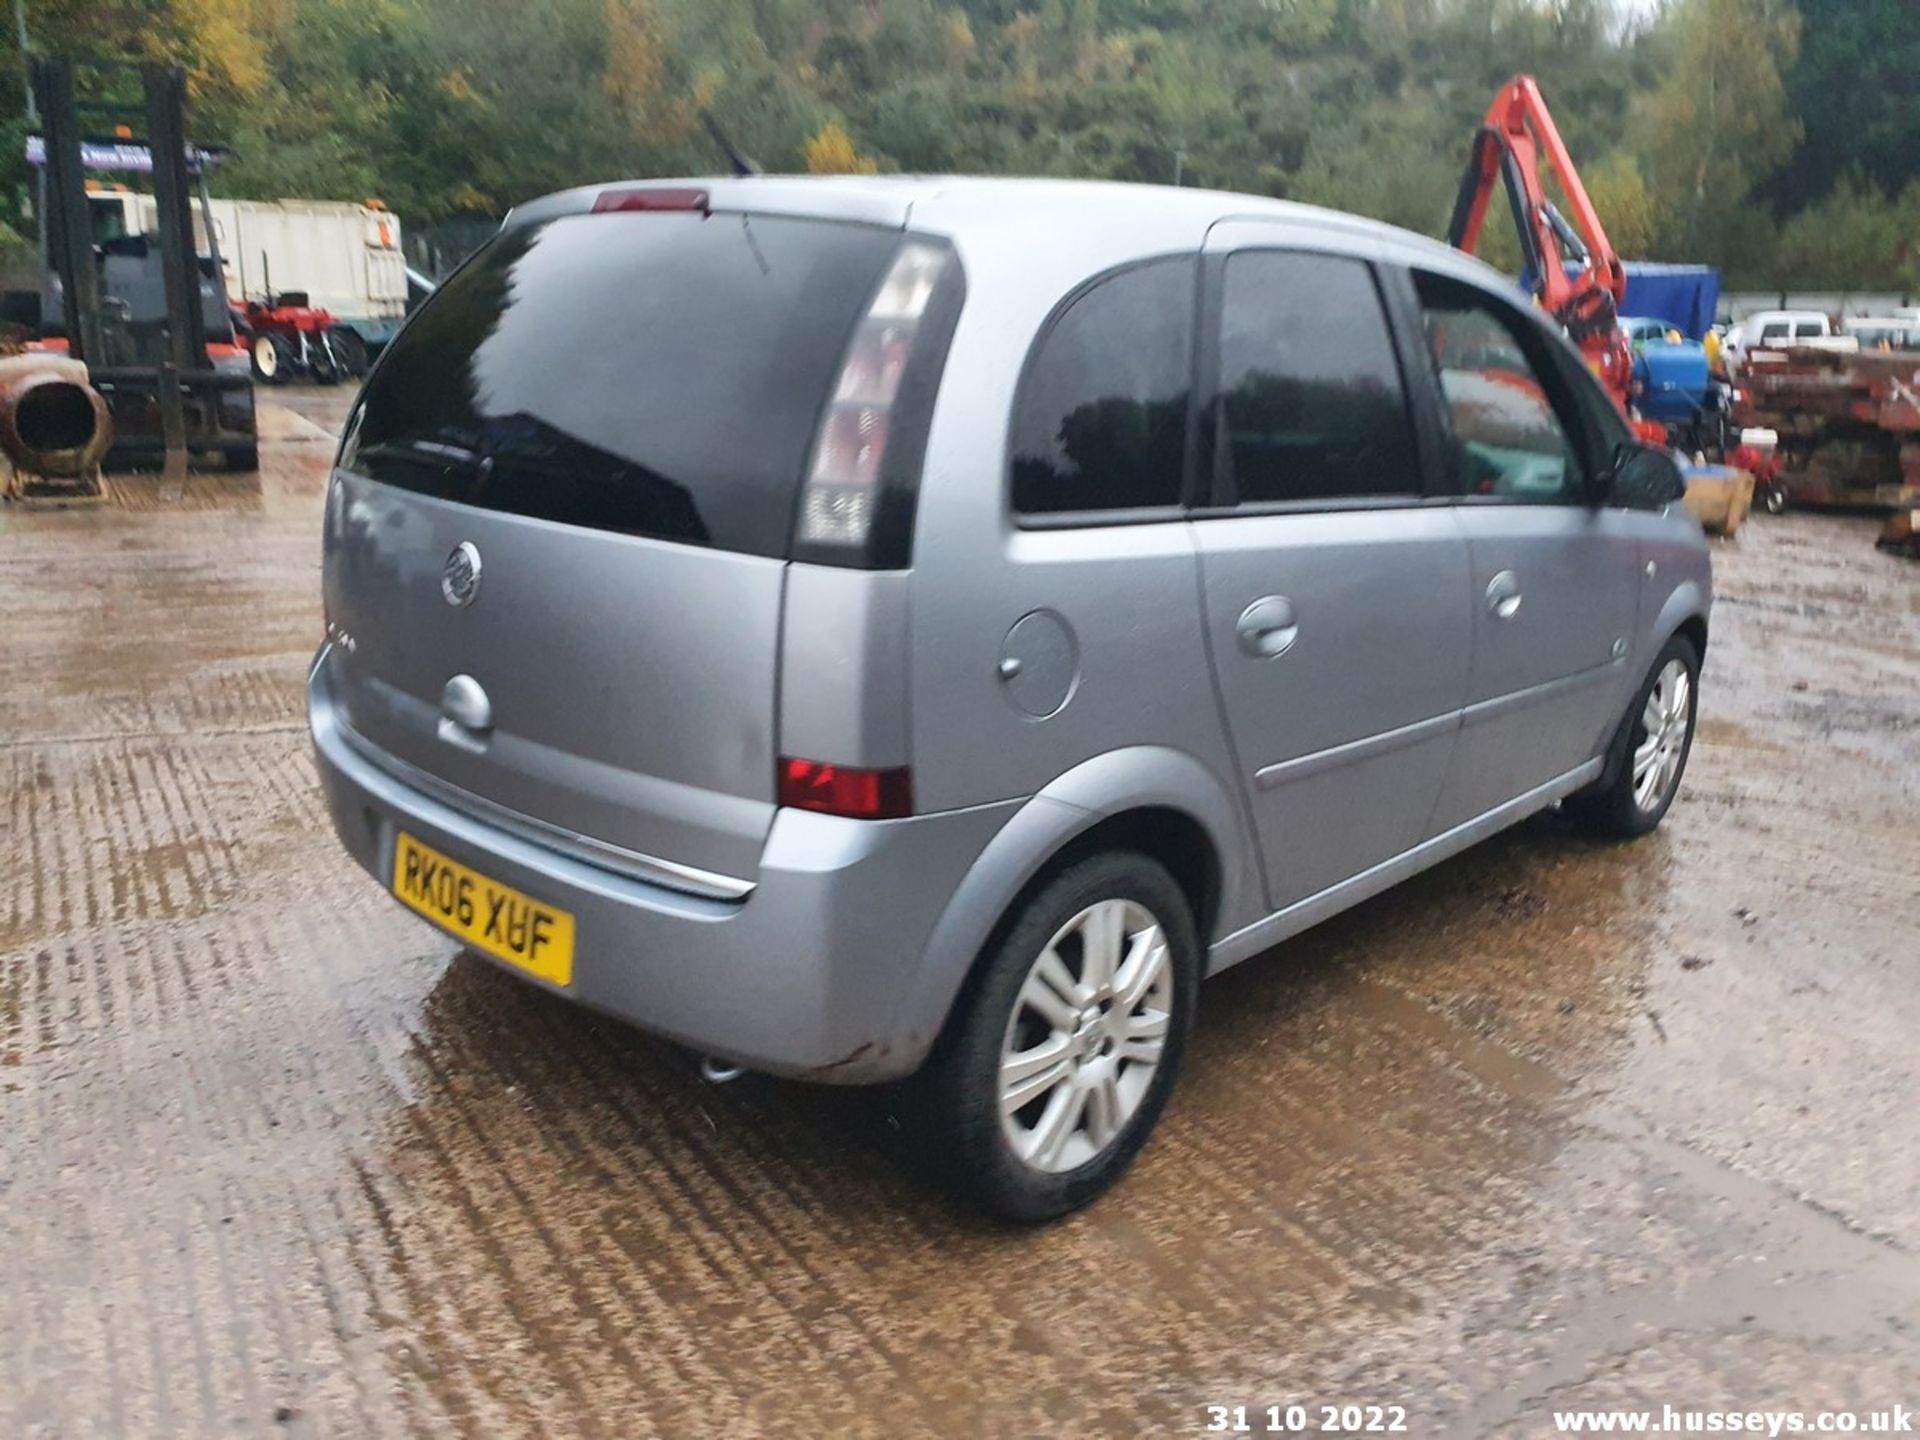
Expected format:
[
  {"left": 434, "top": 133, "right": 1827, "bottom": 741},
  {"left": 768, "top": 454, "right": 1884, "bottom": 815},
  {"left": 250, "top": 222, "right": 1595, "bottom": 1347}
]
[{"left": 1448, "top": 75, "right": 1637, "bottom": 420}]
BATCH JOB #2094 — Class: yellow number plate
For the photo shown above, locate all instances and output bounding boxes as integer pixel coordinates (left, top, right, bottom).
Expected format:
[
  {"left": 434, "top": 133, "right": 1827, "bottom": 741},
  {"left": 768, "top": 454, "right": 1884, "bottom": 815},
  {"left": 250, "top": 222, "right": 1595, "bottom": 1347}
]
[{"left": 392, "top": 831, "right": 575, "bottom": 987}]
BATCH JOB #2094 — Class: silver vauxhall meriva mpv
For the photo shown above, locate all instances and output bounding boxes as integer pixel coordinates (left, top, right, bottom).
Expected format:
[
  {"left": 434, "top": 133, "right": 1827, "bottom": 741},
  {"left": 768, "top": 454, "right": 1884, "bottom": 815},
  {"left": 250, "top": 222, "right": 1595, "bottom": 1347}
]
[{"left": 311, "top": 176, "right": 1709, "bottom": 1219}]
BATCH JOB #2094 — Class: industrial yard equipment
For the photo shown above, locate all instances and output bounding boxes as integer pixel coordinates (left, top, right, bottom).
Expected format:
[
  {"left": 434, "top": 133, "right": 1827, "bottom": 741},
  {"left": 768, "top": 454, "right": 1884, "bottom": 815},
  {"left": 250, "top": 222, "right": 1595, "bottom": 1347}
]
[
  {"left": 1445, "top": 74, "right": 1789, "bottom": 525},
  {"left": 26, "top": 57, "right": 257, "bottom": 481},
  {"left": 0, "top": 347, "right": 112, "bottom": 498},
  {"left": 1736, "top": 347, "right": 1920, "bottom": 511},
  {"left": 235, "top": 255, "right": 366, "bottom": 385},
  {"left": 1447, "top": 75, "right": 1641, "bottom": 432}
]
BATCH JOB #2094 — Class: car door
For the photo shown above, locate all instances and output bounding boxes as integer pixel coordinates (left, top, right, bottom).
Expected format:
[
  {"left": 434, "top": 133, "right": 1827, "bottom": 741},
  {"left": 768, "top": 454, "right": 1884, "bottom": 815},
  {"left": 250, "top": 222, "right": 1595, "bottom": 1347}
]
[
  {"left": 1191, "top": 238, "right": 1473, "bottom": 913},
  {"left": 1399, "top": 267, "right": 1644, "bottom": 833},
  {"left": 905, "top": 249, "right": 1253, "bottom": 928}
]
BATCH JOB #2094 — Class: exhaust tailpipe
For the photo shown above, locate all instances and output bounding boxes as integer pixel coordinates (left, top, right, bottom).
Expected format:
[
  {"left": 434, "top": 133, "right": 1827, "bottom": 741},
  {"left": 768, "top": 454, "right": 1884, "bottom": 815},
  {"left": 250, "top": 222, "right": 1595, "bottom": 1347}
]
[
  {"left": 699, "top": 1057, "right": 746, "bottom": 1084},
  {"left": 0, "top": 366, "right": 113, "bottom": 480}
]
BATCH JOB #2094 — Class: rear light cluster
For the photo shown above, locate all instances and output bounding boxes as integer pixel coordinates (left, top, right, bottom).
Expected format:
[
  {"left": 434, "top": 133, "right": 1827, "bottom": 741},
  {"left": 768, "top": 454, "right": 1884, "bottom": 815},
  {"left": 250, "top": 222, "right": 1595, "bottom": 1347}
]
[
  {"left": 777, "top": 757, "right": 913, "bottom": 821},
  {"left": 776, "top": 239, "right": 963, "bottom": 819},
  {"left": 797, "top": 242, "right": 959, "bottom": 562}
]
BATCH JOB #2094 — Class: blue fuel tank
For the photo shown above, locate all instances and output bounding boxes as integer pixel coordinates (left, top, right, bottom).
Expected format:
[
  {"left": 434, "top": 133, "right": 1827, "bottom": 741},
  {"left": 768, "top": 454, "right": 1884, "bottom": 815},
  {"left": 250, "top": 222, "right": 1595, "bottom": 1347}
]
[{"left": 1633, "top": 341, "right": 1711, "bottom": 425}]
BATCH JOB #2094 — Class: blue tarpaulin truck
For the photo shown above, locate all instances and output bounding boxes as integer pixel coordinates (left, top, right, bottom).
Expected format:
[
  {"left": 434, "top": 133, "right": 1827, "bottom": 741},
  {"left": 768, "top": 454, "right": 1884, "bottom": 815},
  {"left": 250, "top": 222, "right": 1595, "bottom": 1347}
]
[{"left": 1621, "top": 263, "right": 1721, "bottom": 340}]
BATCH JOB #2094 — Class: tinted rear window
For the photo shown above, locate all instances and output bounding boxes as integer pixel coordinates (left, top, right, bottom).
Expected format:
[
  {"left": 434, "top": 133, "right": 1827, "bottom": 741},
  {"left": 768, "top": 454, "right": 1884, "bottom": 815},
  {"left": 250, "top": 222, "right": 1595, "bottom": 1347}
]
[
  {"left": 1010, "top": 257, "right": 1193, "bottom": 516},
  {"left": 340, "top": 211, "right": 900, "bottom": 557},
  {"left": 1217, "top": 251, "right": 1420, "bottom": 505}
]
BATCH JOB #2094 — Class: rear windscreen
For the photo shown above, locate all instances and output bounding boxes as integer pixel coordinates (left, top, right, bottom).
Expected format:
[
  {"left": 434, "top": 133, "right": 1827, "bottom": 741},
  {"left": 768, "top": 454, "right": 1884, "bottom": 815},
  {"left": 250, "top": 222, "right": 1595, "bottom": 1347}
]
[{"left": 339, "top": 210, "right": 900, "bottom": 557}]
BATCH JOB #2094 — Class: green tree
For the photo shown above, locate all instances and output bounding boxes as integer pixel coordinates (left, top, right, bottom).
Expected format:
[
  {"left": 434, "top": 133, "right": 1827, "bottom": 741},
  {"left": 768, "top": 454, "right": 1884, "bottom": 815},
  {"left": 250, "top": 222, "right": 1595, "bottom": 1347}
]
[
  {"left": 1633, "top": 0, "right": 1802, "bottom": 265},
  {"left": 1770, "top": 0, "right": 1920, "bottom": 213},
  {"left": 1582, "top": 151, "right": 1659, "bottom": 261},
  {"left": 1771, "top": 177, "right": 1920, "bottom": 291},
  {"left": 0, "top": 0, "right": 1907, "bottom": 292}
]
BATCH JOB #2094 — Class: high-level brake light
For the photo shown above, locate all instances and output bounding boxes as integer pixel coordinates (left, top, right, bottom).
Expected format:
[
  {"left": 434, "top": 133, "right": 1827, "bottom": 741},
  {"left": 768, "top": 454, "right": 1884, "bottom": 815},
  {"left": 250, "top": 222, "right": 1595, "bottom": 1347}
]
[{"left": 592, "top": 187, "right": 711, "bottom": 215}]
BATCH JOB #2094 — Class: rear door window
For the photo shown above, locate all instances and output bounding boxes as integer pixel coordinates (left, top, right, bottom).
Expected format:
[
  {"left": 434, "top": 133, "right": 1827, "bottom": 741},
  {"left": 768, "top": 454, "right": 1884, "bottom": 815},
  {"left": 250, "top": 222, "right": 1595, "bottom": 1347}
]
[
  {"left": 1214, "top": 250, "right": 1422, "bottom": 505},
  {"left": 339, "top": 211, "right": 901, "bottom": 558},
  {"left": 1009, "top": 257, "right": 1193, "bottom": 517}
]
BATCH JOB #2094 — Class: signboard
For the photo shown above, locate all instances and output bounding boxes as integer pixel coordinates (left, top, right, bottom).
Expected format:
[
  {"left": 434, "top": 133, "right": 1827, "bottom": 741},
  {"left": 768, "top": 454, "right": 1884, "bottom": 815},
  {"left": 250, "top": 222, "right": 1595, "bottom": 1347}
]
[{"left": 24, "top": 135, "right": 225, "bottom": 173}]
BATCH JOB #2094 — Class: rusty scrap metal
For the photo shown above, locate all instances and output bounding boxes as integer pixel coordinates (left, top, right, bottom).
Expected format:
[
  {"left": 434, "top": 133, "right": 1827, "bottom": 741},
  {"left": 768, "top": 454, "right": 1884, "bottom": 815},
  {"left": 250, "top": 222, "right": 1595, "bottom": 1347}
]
[{"left": 1737, "top": 347, "right": 1920, "bottom": 509}]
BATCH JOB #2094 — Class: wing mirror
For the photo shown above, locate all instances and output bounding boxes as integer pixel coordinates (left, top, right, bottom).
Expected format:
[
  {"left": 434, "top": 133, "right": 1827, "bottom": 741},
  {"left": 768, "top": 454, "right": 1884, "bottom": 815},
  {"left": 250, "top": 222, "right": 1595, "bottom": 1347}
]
[{"left": 1602, "top": 441, "right": 1688, "bottom": 510}]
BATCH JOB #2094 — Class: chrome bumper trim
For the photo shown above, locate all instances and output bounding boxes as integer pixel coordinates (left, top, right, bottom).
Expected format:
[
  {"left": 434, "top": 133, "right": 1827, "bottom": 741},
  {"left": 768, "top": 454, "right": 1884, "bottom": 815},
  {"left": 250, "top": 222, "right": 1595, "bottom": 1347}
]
[{"left": 328, "top": 705, "right": 757, "bottom": 903}]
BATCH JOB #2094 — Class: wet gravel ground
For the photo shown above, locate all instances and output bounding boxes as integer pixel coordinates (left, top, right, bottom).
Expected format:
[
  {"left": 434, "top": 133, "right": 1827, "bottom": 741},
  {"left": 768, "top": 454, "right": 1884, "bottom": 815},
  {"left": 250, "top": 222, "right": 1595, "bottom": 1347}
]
[{"left": 2, "top": 393, "right": 1917, "bottom": 1436}]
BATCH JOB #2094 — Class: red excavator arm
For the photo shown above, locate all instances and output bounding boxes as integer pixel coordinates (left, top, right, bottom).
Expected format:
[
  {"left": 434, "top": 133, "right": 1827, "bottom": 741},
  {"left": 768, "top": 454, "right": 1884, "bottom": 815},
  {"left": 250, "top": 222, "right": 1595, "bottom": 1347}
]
[{"left": 1448, "top": 75, "right": 1639, "bottom": 424}]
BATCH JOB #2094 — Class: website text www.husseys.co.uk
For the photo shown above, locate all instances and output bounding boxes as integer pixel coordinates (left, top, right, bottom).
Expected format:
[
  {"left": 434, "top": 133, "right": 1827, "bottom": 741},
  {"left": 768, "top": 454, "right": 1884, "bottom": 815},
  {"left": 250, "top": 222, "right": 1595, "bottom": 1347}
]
[{"left": 1553, "top": 1405, "right": 1913, "bottom": 1434}]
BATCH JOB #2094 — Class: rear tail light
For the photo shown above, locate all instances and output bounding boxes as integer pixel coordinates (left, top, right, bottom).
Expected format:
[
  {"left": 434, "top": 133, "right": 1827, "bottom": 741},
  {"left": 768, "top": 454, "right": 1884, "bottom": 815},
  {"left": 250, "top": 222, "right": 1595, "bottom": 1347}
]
[
  {"left": 778, "top": 757, "right": 913, "bottom": 820},
  {"left": 794, "top": 240, "right": 963, "bottom": 567}
]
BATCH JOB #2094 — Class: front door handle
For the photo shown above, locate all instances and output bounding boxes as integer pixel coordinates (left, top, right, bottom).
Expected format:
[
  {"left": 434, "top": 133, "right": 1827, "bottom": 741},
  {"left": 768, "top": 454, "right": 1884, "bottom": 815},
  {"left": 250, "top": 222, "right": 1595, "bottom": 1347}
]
[
  {"left": 1485, "top": 570, "right": 1523, "bottom": 622},
  {"left": 1236, "top": 595, "right": 1299, "bottom": 658}
]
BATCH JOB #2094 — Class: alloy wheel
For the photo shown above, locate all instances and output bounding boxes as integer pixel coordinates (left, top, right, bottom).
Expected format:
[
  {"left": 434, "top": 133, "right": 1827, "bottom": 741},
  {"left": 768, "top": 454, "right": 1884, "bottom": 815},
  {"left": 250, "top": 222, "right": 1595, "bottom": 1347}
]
[
  {"left": 1632, "top": 657, "right": 1692, "bottom": 813},
  {"left": 998, "top": 898, "right": 1174, "bottom": 1174}
]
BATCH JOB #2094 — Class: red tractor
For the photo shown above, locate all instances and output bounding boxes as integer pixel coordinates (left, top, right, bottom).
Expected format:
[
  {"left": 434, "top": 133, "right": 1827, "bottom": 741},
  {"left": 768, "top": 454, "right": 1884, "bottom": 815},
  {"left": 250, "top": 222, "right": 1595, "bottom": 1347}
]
[{"left": 232, "top": 257, "right": 367, "bottom": 385}]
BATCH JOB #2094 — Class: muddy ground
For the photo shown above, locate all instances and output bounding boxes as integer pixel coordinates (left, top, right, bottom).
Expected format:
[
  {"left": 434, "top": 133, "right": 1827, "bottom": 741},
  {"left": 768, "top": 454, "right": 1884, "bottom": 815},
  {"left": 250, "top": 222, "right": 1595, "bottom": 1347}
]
[{"left": 2, "top": 392, "right": 1917, "bottom": 1437}]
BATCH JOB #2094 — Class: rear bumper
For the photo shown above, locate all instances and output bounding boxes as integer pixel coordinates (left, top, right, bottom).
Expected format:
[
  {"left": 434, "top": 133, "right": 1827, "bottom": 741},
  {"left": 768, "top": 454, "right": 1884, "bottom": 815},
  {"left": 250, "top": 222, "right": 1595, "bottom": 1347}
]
[{"left": 310, "top": 648, "right": 1017, "bottom": 1082}]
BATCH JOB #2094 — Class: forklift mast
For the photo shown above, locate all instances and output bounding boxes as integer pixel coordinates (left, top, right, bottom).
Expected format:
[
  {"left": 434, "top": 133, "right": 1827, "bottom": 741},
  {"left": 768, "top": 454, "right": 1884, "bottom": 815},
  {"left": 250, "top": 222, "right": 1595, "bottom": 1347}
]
[{"left": 30, "top": 56, "right": 258, "bottom": 474}]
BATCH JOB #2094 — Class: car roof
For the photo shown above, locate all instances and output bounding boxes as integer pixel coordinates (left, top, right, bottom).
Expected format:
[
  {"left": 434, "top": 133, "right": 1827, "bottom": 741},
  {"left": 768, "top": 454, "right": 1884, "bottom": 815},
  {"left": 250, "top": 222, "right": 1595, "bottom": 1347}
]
[{"left": 509, "top": 172, "right": 1474, "bottom": 271}]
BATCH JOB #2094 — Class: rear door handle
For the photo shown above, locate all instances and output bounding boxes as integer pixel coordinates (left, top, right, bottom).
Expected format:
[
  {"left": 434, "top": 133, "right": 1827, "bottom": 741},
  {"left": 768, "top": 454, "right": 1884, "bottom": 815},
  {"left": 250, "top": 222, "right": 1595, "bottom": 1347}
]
[
  {"left": 1485, "top": 570, "right": 1523, "bottom": 621},
  {"left": 1236, "top": 595, "right": 1299, "bottom": 658}
]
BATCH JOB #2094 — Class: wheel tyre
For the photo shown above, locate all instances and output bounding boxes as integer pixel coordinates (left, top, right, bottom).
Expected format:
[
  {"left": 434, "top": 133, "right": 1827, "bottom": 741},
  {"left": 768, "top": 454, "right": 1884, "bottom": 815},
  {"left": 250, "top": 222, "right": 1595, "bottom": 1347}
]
[
  {"left": 916, "top": 851, "right": 1200, "bottom": 1222},
  {"left": 310, "top": 331, "right": 342, "bottom": 386},
  {"left": 1568, "top": 634, "right": 1700, "bottom": 840},
  {"left": 1763, "top": 485, "right": 1788, "bottom": 515},
  {"left": 328, "top": 327, "right": 369, "bottom": 379},
  {"left": 250, "top": 333, "right": 287, "bottom": 385}
]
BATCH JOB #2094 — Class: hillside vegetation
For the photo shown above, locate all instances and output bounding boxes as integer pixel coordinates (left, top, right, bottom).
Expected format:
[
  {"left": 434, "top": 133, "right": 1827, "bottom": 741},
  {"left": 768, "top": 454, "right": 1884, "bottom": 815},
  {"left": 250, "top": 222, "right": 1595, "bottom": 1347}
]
[{"left": 6, "top": 0, "right": 1916, "bottom": 287}]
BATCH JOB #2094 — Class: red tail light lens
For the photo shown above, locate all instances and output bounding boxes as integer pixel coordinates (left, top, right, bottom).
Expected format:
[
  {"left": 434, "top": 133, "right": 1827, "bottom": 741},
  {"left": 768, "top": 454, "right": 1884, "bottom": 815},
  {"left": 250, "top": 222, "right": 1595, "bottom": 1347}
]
[
  {"left": 796, "top": 241, "right": 957, "bottom": 559},
  {"left": 778, "top": 757, "right": 913, "bottom": 820},
  {"left": 592, "top": 187, "right": 710, "bottom": 215}
]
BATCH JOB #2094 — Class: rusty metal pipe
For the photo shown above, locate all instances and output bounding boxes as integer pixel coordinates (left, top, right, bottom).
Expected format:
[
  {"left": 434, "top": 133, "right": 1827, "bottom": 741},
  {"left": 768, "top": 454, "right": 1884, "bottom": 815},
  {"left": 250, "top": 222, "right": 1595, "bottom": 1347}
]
[{"left": 0, "top": 369, "right": 113, "bottom": 479}]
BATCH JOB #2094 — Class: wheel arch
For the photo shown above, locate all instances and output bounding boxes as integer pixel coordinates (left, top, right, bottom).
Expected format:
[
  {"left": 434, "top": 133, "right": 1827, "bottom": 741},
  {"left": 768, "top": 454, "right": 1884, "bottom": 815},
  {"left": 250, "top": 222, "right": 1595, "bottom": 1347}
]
[
  {"left": 1588, "top": 601, "right": 1709, "bottom": 796},
  {"left": 1651, "top": 580, "right": 1710, "bottom": 667},
  {"left": 889, "top": 747, "right": 1257, "bottom": 1074},
  {"left": 1673, "top": 611, "right": 1708, "bottom": 664}
]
